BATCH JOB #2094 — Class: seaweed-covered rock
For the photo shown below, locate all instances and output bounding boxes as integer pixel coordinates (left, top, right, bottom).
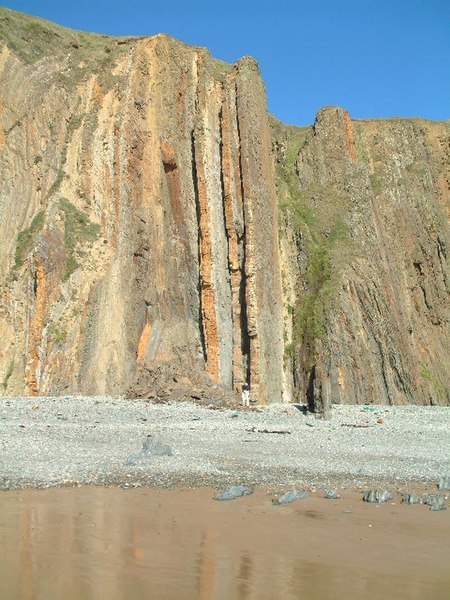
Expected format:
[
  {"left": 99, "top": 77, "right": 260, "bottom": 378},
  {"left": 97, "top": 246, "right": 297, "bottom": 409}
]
[
  {"left": 214, "top": 485, "right": 252, "bottom": 501},
  {"left": 272, "top": 490, "right": 308, "bottom": 505},
  {"left": 362, "top": 489, "right": 392, "bottom": 503}
]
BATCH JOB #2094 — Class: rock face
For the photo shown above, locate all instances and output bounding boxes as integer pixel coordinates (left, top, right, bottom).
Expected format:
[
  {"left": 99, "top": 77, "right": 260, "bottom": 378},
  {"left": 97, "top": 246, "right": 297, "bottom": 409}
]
[
  {"left": 0, "top": 8, "right": 448, "bottom": 408},
  {"left": 273, "top": 107, "right": 449, "bottom": 411},
  {"left": 0, "top": 8, "right": 284, "bottom": 403}
]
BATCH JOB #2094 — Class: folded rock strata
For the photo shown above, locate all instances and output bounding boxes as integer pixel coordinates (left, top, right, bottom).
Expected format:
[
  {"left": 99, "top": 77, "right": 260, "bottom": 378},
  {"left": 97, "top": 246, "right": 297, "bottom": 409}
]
[{"left": 0, "top": 8, "right": 448, "bottom": 409}]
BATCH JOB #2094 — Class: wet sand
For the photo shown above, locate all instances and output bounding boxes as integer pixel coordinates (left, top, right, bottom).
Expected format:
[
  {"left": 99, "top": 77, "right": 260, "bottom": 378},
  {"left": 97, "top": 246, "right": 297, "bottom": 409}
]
[{"left": 1, "top": 486, "right": 449, "bottom": 600}]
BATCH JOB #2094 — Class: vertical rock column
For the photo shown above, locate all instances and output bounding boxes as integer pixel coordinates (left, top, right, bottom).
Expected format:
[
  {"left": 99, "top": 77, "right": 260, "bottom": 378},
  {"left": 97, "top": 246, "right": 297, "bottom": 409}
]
[
  {"left": 192, "top": 55, "right": 285, "bottom": 402},
  {"left": 234, "top": 58, "right": 284, "bottom": 404},
  {"left": 193, "top": 62, "right": 233, "bottom": 386},
  {"left": 220, "top": 85, "right": 248, "bottom": 388}
]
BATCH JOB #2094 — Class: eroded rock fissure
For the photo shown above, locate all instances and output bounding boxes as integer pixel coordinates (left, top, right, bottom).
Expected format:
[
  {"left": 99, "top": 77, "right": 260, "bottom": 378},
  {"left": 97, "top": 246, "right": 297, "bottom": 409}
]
[
  {"left": 219, "top": 102, "right": 251, "bottom": 389},
  {"left": 233, "top": 87, "right": 251, "bottom": 386},
  {"left": 191, "top": 86, "right": 252, "bottom": 390},
  {"left": 191, "top": 130, "right": 207, "bottom": 363}
]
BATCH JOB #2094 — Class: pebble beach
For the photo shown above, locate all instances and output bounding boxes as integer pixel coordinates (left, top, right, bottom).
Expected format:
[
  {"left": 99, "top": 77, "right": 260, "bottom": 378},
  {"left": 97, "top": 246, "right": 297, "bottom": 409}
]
[{"left": 1, "top": 397, "right": 449, "bottom": 493}]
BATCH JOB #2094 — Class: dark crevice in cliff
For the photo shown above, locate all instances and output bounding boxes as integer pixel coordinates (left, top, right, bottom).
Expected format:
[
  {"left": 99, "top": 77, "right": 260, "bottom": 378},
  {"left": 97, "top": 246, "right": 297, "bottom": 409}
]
[
  {"left": 218, "top": 107, "right": 233, "bottom": 313},
  {"left": 190, "top": 130, "right": 207, "bottom": 363},
  {"left": 238, "top": 273, "right": 250, "bottom": 381},
  {"left": 306, "top": 366, "right": 316, "bottom": 412},
  {"left": 32, "top": 270, "right": 38, "bottom": 296},
  {"left": 376, "top": 341, "right": 394, "bottom": 405},
  {"left": 234, "top": 89, "right": 251, "bottom": 384},
  {"left": 389, "top": 354, "right": 413, "bottom": 400}
]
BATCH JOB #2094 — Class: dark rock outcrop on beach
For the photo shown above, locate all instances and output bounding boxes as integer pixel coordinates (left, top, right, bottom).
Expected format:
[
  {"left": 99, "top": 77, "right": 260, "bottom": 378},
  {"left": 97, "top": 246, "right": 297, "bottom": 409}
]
[{"left": 0, "top": 7, "right": 448, "bottom": 409}]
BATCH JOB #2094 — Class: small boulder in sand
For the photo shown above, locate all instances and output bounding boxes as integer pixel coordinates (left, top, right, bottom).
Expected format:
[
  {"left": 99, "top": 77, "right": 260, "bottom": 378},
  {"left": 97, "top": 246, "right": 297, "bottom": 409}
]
[
  {"left": 272, "top": 490, "right": 308, "bottom": 505},
  {"left": 363, "top": 489, "right": 392, "bottom": 503},
  {"left": 214, "top": 485, "right": 252, "bottom": 501},
  {"left": 424, "top": 495, "right": 447, "bottom": 511},
  {"left": 437, "top": 477, "right": 450, "bottom": 490},
  {"left": 324, "top": 490, "right": 341, "bottom": 500},
  {"left": 401, "top": 494, "right": 422, "bottom": 505},
  {"left": 126, "top": 436, "right": 173, "bottom": 465}
]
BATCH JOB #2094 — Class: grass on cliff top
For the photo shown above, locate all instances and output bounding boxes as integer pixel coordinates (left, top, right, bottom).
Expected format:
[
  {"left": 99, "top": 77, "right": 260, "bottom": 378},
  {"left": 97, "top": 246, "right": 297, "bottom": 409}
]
[
  {"left": 0, "top": 7, "right": 131, "bottom": 83},
  {"left": 59, "top": 198, "right": 100, "bottom": 280}
]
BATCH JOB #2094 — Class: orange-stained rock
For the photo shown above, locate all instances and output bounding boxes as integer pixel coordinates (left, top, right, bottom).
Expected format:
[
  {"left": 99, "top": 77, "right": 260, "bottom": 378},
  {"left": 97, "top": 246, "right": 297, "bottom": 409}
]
[
  {"left": 0, "top": 9, "right": 448, "bottom": 409},
  {"left": 0, "top": 10, "right": 284, "bottom": 403}
]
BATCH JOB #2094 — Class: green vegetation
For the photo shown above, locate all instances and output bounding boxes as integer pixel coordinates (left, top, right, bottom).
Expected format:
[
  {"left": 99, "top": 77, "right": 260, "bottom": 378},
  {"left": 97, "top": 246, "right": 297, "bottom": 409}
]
[
  {"left": 48, "top": 325, "right": 67, "bottom": 345},
  {"left": 369, "top": 172, "right": 383, "bottom": 196},
  {"left": 47, "top": 168, "right": 66, "bottom": 198},
  {"left": 211, "top": 57, "right": 234, "bottom": 80},
  {"left": 0, "top": 7, "right": 131, "bottom": 89},
  {"left": 33, "top": 154, "right": 42, "bottom": 165},
  {"left": 272, "top": 117, "right": 352, "bottom": 370},
  {"left": 59, "top": 198, "right": 100, "bottom": 280},
  {"left": 2, "top": 359, "right": 14, "bottom": 390},
  {"left": 420, "top": 362, "right": 445, "bottom": 399},
  {"left": 14, "top": 210, "right": 45, "bottom": 268},
  {"left": 291, "top": 221, "right": 349, "bottom": 364},
  {"left": 4, "top": 119, "right": 21, "bottom": 135},
  {"left": 47, "top": 113, "right": 86, "bottom": 199}
]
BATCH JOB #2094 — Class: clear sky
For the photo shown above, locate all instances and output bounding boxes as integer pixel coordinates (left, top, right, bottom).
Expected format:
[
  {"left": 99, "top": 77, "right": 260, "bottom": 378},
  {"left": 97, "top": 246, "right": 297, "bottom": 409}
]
[{"left": 1, "top": 0, "right": 449, "bottom": 125}]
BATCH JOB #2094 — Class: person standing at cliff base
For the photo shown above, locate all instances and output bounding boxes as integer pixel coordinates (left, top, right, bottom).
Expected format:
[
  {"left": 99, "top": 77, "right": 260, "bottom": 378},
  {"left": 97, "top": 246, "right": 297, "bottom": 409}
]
[{"left": 242, "top": 383, "right": 250, "bottom": 407}]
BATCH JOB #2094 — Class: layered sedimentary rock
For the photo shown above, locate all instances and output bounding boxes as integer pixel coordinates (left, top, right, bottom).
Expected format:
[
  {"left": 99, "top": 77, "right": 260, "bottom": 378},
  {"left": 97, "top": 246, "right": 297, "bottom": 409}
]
[
  {"left": 0, "top": 8, "right": 284, "bottom": 402},
  {"left": 273, "top": 107, "right": 449, "bottom": 410},
  {"left": 0, "top": 8, "right": 448, "bottom": 408}
]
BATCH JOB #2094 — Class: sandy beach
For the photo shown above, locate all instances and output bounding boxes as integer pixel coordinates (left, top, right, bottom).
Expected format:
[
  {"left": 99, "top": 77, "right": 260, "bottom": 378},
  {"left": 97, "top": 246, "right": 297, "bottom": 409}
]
[{"left": 1, "top": 486, "right": 449, "bottom": 600}]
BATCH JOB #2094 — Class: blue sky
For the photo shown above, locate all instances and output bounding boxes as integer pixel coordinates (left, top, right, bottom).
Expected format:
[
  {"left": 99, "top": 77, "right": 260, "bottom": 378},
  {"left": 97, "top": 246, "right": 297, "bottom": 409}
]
[{"left": 2, "top": 1, "right": 449, "bottom": 125}]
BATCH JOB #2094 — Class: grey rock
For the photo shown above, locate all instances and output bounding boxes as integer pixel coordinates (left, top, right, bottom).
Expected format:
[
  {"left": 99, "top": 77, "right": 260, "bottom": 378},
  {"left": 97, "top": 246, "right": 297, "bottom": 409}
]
[
  {"left": 143, "top": 436, "right": 173, "bottom": 456},
  {"left": 214, "top": 485, "right": 252, "bottom": 501},
  {"left": 272, "top": 490, "right": 308, "bottom": 505},
  {"left": 401, "top": 493, "right": 422, "bottom": 505},
  {"left": 324, "top": 489, "right": 341, "bottom": 499},
  {"left": 437, "top": 477, "right": 450, "bottom": 490},
  {"left": 363, "top": 489, "right": 392, "bottom": 503},
  {"left": 424, "top": 495, "right": 447, "bottom": 511},
  {"left": 126, "top": 436, "right": 173, "bottom": 465}
]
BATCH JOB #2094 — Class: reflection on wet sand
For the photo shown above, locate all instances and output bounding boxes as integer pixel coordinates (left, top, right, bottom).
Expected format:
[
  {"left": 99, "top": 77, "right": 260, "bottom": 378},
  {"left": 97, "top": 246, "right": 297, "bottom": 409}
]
[{"left": 1, "top": 487, "right": 449, "bottom": 599}]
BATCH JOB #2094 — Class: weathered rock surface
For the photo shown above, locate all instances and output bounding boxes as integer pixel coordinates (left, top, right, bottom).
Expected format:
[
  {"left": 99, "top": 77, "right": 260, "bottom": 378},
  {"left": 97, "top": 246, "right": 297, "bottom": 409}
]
[
  {"left": 401, "top": 493, "right": 422, "bottom": 505},
  {"left": 214, "top": 485, "right": 252, "bottom": 501},
  {"left": 363, "top": 489, "right": 392, "bottom": 503},
  {"left": 126, "top": 435, "right": 173, "bottom": 465},
  {"left": 273, "top": 107, "right": 449, "bottom": 411},
  {"left": 0, "top": 8, "right": 448, "bottom": 410},
  {"left": 272, "top": 490, "right": 308, "bottom": 505},
  {"left": 424, "top": 495, "right": 447, "bottom": 511},
  {"left": 324, "top": 489, "right": 341, "bottom": 499},
  {"left": 437, "top": 477, "right": 450, "bottom": 490},
  {"left": 0, "top": 8, "right": 283, "bottom": 403}
]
